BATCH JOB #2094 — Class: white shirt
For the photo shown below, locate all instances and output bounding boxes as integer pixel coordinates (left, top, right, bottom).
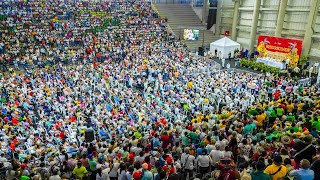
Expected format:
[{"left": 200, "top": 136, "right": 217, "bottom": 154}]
[
  {"left": 209, "top": 149, "right": 224, "bottom": 164},
  {"left": 180, "top": 153, "right": 195, "bottom": 170}
]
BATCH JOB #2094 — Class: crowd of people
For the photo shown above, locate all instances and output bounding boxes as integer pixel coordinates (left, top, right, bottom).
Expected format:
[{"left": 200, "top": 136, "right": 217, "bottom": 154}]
[{"left": 0, "top": 0, "right": 320, "bottom": 180}]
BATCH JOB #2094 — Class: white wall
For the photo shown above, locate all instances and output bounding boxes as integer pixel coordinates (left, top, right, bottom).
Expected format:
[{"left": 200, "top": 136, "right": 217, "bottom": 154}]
[{"left": 216, "top": 0, "right": 320, "bottom": 61}]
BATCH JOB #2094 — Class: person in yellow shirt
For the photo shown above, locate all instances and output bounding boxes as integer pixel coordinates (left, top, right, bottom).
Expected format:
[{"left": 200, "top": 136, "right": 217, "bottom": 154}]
[
  {"left": 286, "top": 100, "right": 294, "bottom": 113},
  {"left": 187, "top": 81, "right": 193, "bottom": 89},
  {"left": 255, "top": 112, "right": 266, "bottom": 127},
  {"left": 264, "top": 156, "right": 287, "bottom": 180},
  {"left": 219, "top": 121, "right": 227, "bottom": 129},
  {"left": 72, "top": 162, "right": 88, "bottom": 179},
  {"left": 297, "top": 101, "right": 304, "bottom": 111},
  {"left": 3, "top": 123, "right": 10, "bottom": 130}
]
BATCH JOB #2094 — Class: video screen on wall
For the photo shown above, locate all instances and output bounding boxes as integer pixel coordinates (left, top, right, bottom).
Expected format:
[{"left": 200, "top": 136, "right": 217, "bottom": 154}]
[{"left": 183, "top": 29, "right": 199, "bottom": 41}]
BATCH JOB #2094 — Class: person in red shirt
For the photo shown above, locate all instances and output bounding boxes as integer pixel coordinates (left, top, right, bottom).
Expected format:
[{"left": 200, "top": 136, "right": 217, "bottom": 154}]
[
  {"left": 161, "top": 131, "right": 170, "bottom": 149},
  {"left": 273, "top": 90, "right": 281, "bottom": 100},
  {"left": 187, "top": 123, "right": 193, "bottom": 131},
  {"left": 60, "top": 131, "right": 65, "bottom": 140},
  {"left": 12, "top": 117, "right": 18, "bottom": 125}
]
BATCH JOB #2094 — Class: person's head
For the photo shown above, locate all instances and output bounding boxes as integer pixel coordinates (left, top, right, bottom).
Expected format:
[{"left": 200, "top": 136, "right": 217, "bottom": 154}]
[
  {"left": 284, "top": 158, "right": 291, "bottom": 166},
  {"left": 273, "top": 155, "right": 282, "bottom": 165},
  {"left": 300, "top": 159, "right": 311, "bottom": 169},
  {"left": 77, "top": 161, "right": 82, "bottom": 167}
]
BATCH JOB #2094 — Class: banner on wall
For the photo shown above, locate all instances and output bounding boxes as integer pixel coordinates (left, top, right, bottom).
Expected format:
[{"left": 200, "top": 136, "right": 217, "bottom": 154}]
[{"left": 257, "top": 35, "right": 302, "bottom": 68}]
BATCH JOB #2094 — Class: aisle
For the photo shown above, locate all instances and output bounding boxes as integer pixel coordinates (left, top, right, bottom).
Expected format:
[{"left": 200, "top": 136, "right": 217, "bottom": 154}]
[{"left": 213, "top": 58, "right": 262, "bottom": 74}]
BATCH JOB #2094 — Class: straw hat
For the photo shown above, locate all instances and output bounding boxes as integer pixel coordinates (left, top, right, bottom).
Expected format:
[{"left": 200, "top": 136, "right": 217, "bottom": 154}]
[{"left": 281, "top": 135, "right": 291, "bottom": 144}]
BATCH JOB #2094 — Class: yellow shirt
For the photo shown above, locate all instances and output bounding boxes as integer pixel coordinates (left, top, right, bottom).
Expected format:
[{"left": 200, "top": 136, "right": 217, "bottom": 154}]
[
  {"left": 187, "top": 82, "right": 193, "bottom": 89},
  {"left": 3, "top": 124, "right": 9, "bottom": 130},
  {"left": 226, "top": 111, "right": 232, "bottom": 118},
  {"left": 286, "top": 103, "right": 294, "bottom": 113},
  {"left": 256, "top": 113, "right": 266, "bottom": 126},
  {"left": 264, "top": 164, "right": 287, "bottom": 180},
  {"left": 72, "top": 166, "right": 87, "bottom": 178},
  {"left": 219, "top": 123, "right": 226, "bottom": 129},
  {"left": 297, "top": 103, "right": 304, "bottom": 111}
]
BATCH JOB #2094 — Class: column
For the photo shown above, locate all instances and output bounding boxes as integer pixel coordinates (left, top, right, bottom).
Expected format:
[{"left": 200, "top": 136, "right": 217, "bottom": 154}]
[
  {"left": 202, "top": 0, "right": 208, "bottom": 24},
  {"left": 231, "top": 0, "right": 240, "bottom": 40},
  {"left": 215, "top": 0, "right": 222, "bottom": 36},
  {"left": 249, "top": 0, "right": 261, "bottom": 54},
  {"left": 275, "top": 0, "right": 288, "bottom": 37},
  {"left": 302, "top": 0, "right": 320, "bottom": 56}
]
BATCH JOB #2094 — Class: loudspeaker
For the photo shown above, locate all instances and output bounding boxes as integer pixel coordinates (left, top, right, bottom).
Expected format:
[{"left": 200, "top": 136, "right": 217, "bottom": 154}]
[
  {"left": 85, "top": 129, "right": 95, "bottom": 142},
  {"left": 198, "top": 47, "right": 204, "bottom": 56}
]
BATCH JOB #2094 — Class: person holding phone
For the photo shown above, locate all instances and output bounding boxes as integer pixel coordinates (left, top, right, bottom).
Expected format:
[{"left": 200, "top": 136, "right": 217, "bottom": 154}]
[{"left": 218, "top": 160, "right": 241, "bottom": 180}]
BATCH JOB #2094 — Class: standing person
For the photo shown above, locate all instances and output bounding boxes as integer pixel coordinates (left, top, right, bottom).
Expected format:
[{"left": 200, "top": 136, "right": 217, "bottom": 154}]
[
  {"left": 251, "top": 161, "right": 271, "bottom": 180},
  {"left": 180, "top": 148, "right": 195, "bottom": 179},
  {"left": 222, "top": 57, "right": 225, "bottom": 68},
  {"left": 196, "top": 149, "right": 212, "bottom": 178},
  {"left": 289, "top": 159, "right": 314, "bottom": 180},
  {"left": 72, "top": 161, "right": 88, "bottom": 179},
  {"left": 264, "top": 156, "right": 287, "bottom": 180}
]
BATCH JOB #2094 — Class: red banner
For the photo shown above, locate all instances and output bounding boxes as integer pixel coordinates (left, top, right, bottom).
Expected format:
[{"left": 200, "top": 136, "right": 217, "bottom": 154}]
[{"left": 257, "top": 35, "right": 302, "bottom": 67}]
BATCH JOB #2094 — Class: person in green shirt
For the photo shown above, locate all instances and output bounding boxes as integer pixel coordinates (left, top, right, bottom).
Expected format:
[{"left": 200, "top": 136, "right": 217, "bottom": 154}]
[
  {"left": 73, "top": 162, "right": 88, "bottom": 179},
  {"left": 181, "top": 131, "right": 190, "bottom": 147},
  {"left": 251, "top": 161, "right": 271, "bottom": 180},
  {"left": 311, "top": 117, "right": 320, "bottom": 131},
  {"left": 88, "top": 155, "right": 97, "bottom": 172},
  {"left": 134, "top": 131, "right": 142, "bottom": 139},
  {"left": 248, "top": 107, "right": 258, "bottom": 116},
  {"left": 276, "top": 107, "right": 284, "bottom": 117},
  {"left": 188, "top": 129, "right": 198, "bottom": 144},
  {"left": 286, "top": 113, "right": 295, "bottom": 121},
  {"left": 243, "top": 121, "right": 256, "bottom": 136},
  {"left": 269, "top": 107, "right": 277, "bottom": 118}
]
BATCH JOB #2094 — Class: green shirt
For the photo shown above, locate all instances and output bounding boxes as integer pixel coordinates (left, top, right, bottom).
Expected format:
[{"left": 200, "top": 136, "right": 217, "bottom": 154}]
[
  {"left": 188, "top": 132, "right": 198, "bottom": 143},
  {"left": 289, "top": 127, "right": 299, "bottom": 132},
  {"left": 248, "top": 109, "right": 258, "bottom": 116},
  {"left": 134, "top": 131, "right": 142, "bottom": 139},
  {"left": 19, "top": 176, "right": 30, "bottom": 180},
  {"left": 270, "top": 109, "right": 276, "bottom": 117},
  {"left": 312, "top": 120, "right": 320, "bottom": 131},
  {"left": 251, "top": 170, "right": 271, "bottom": 180},
  {"left": 244, "top": 123, "right": 256, "bottom": 135},
  {"left": 265, "top": 81, "right": 271, "bottom": 87},
  {"left": 276, "top": 108, "right": 284, "bottom": 116},
  {"left": 73, "top": 166, "right": 88, "bottom": 178},
  {"left": 287, "top": 115, "right": 295, "bottom": 121},
  {"left": 182, "top": 135, "right": 190, "bottom": 147},
  {"left": 88, "top": 159, "right": 97, "bottom": 171}
]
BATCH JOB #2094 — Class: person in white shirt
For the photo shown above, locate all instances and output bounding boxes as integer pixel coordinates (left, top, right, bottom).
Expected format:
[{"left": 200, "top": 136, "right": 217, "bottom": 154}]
[
  {"left": 222, "top": 58, "right": 225, "bottom": 68},
  {"left": 209, "top": 144, "right": 224, "bottom": 165},
  {"left": 180, "top": 148, "right": 195, "bottom": 179},
  {"left": 196, "top": 150, "right": 212, "bottom": 177}
]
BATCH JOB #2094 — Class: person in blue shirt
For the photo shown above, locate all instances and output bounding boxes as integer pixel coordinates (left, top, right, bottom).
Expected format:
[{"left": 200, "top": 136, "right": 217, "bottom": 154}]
[{"left": 289, "top": 159, "right": 314, "bottom": 180}]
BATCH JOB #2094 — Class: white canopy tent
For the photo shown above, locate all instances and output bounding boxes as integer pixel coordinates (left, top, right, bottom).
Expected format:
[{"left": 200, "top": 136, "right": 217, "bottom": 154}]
[{"left": 210, "top": 37, "right": 241, "bottom": 59}]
